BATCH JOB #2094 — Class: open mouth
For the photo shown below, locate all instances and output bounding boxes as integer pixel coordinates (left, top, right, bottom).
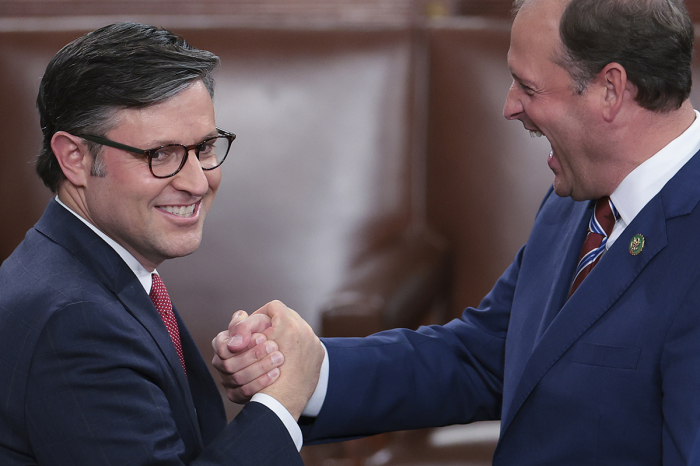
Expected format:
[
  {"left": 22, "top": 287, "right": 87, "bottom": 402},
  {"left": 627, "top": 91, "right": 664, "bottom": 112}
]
[{"left": 529, "top": 130, "right": 544, "bottom": 138}]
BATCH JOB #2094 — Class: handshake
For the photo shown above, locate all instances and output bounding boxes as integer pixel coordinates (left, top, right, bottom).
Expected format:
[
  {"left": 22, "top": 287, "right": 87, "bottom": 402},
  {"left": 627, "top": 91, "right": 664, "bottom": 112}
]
[{"left": 211, "top": 300, "right": 325, "bottom": 420}]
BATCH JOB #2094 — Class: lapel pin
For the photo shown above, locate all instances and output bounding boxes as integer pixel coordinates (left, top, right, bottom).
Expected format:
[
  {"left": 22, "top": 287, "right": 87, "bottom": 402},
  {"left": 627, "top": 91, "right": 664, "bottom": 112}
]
[{"left": 629, "top": 234, "right": 645, "bottom": 255}]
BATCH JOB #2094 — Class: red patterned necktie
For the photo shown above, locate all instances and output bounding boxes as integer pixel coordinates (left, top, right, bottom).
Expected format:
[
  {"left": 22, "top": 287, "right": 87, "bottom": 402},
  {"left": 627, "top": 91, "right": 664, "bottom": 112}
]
[
  {"left": 569, "top": 197, "right": 618, "bottom": 298},
  {"left": 150, "top": 273, "right": 187, "bottom": 375}
]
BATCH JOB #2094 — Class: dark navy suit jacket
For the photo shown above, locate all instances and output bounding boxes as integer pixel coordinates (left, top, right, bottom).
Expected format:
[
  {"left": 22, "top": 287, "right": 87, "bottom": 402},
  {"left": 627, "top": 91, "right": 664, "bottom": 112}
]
[
  {"left": 302, "top": 150, "right": 700, "bottom": 465},
  {"left": 0, "top": 200, "right": 302, "bottom": 465}
]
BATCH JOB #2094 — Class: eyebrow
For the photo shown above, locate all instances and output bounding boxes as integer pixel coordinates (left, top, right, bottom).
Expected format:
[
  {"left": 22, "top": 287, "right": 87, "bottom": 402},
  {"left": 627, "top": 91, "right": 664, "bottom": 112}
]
[
  {"left": 147, "top": 130, "right": 219, "bottom": 148},
  {"left": 510, "top": 70, "right": 530, "bottom": 85},
  {"left": 512, "top": 70, "right": 541, "bottom": 91}
]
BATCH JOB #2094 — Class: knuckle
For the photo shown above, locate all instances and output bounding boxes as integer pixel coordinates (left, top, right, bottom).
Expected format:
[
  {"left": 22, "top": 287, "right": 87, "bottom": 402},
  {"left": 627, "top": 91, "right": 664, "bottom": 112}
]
[
  {"left": 230, "top": 372, "right": 246, "bottom": 386},
  {"left": 228, "top": 389, "right": 245, "bottom": 403},
  {"left": 218, "top": 359, "right": 237, "bottom": 375},
  {"left": 240, "top": 383, "right": 258, "bottom": 398},
  {"left": 212, "top": 360, "right": 225, "bottom": 374},
  {"left": 253, "top": 345, "right": 265, "bottom": 360},
  {"left": 220, "top": 378, "right": 236, "bottom": 390},
  {"left": 211, "top": 332, "right": 225, "bottom": 351},
  {"left": 222, "top": 353, "right": 248, "bottom": 374}
]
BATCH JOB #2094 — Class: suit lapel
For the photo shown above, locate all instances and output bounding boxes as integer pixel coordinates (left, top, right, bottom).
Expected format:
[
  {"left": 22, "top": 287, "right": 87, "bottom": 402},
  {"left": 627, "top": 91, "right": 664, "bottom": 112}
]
[
  {"left": 500, "top": 149, "right": 700, "bottom": 434},
  {"left": 177, "top": 312, "right": 227, "bottom": 445},
  {"left": 34, "top": 200, "right": 202, "bottom": 442},
  {"left": 501, "top": 197, "right": 667, "bottom": 432},
  {"left": 114, "top": 283, "right": 199, "bottom": 405},
  {"left": 500, "top": 195, "right": 591, "bottom": 419},
  {"left": 532, "top": 200, "right": 593, "bottom": 343}
]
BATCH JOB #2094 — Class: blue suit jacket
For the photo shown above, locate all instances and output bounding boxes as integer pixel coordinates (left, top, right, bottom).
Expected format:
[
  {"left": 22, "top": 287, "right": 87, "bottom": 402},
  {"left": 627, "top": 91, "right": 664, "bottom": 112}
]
[
  {"left": 302, "top": 150, "right": 700, "bottom": 465},
  {"left": 0, "top": 200, "right": 302, "bottom": 465}
]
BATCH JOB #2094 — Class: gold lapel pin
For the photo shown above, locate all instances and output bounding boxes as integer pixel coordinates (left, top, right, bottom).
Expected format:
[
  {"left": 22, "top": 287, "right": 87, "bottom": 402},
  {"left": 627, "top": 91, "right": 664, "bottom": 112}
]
[{"left": 629, "top": 234, "right": 645, "bottom": 255}]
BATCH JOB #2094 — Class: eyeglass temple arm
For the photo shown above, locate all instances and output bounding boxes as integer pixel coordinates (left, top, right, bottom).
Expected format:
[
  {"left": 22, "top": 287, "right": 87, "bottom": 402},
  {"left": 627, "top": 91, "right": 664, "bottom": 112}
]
[
  {"left": 216, "top": 127, "right": 236, "bottom": 140},
  {"left": 77, "top": 134, "right": 147, "bottom": 155},
  {"left": 79, "top": 128, "right": 235, "bottom": 153}
]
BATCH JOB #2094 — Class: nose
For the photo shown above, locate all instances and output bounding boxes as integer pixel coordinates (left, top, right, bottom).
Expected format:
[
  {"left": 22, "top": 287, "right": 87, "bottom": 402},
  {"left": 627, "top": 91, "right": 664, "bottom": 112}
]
[
  {"left": 503, "top": 80, "right": 523, "bottom": 120},
  {"left": 171, "top": 148, "right": 210, "bottom": 196}
]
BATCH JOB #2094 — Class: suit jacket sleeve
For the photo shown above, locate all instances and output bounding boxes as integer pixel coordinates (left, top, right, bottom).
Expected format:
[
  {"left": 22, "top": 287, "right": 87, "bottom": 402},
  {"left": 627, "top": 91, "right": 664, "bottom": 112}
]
[
  {"left": 24, "top": 298, "right": 300, "bottom": 466},
  {"left": 301, "top": 245, "right": 522, "bottom": 443}
]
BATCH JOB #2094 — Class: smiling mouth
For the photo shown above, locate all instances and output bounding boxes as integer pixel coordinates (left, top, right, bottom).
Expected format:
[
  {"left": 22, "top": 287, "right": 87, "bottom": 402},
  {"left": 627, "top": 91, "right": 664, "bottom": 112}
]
[
  {"left": 162, "top": 204, "right": 196, "bottom": 218},
  {"left": 529, "top": 130, "right": 544, "bottom": 138}
]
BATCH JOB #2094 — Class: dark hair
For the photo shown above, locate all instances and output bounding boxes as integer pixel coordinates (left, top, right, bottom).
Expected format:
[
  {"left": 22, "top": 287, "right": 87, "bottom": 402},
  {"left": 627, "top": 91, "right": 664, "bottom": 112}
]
[
  {"left": 513, "top": 0, "right": 694, "bottom": 112},
  {"left": 36, "top": 22, "right": 220, "bottom": 192}
]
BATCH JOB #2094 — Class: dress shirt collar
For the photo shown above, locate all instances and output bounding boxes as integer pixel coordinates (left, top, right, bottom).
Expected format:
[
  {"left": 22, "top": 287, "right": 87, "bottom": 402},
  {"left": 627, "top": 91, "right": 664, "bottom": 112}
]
[
  {"left": 608, "top": 109, "right": 700, "bottom": 247},
  {"left": 54, "top": 196, "right": 154, "bottom": 294}
]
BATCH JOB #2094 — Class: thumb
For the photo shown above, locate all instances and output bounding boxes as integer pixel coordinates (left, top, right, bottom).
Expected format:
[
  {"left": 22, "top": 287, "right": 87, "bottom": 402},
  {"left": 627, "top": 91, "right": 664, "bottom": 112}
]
[
  {"left": 251, "top": 300, "right": 290, "bottom": 319},
  {"left": 227, "top": 312, "right": 272, "bottom": 352}
]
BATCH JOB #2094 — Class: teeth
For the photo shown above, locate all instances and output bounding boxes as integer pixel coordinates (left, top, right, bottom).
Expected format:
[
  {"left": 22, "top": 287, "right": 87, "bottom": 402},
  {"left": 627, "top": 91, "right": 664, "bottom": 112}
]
[
  {"left": 529, "top": 130, "right": 544, "bottom": 138},
  {"left": 549, "top": 150, "right": 553, "bottom": 159},
  {"left": 163, "top": 205, "right": 195, "bottom": 217}
]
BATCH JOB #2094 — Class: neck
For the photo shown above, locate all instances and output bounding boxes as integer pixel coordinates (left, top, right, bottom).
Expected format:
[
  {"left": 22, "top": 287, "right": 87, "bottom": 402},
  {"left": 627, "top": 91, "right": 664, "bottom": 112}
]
[
  {"left": 601, "top": 100, "right": 696, "bottom": 196},
  {"left": 57, "top": 184, "right": 91, "bottom": 224},
  {"left": 633, "top": 100, "right": 696, "bottom": 158}
]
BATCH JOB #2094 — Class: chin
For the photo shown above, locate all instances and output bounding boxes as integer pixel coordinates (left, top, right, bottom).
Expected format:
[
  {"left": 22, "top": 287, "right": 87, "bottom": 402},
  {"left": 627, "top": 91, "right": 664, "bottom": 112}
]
[
  {"left": 552, "top": 184, "right": 571, "bottom": 199},
  {"left": 162, "top": 236, "right": 204, "bottom": 260}
]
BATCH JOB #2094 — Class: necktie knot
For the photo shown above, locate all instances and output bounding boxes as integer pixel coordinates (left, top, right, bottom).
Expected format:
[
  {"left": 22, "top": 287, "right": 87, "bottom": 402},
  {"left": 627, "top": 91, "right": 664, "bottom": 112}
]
[
  {"left": 569, "top": 197, "right": 618, "bottom": 297},
  {"left": 590, "top": 196, "right": 618, "bottom": 238},
  {"left": 150, "top": 273, "right": 186, "bottom": 375}
]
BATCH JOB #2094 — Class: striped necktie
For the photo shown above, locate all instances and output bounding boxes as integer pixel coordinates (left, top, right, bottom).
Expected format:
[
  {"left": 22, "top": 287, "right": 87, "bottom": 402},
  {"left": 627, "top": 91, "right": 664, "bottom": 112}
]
[
  {"left": 569, "top": 197, "right": 618, "bottom": 297},
  {"left": 150, "top": 273, "right": 187, "bottom": 375}
]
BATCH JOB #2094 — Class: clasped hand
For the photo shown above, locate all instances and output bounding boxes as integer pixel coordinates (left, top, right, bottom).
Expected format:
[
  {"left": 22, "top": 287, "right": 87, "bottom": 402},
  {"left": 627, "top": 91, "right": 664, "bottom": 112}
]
[{"left": 211, "top": 300, "right": 324, "bottom": 420}]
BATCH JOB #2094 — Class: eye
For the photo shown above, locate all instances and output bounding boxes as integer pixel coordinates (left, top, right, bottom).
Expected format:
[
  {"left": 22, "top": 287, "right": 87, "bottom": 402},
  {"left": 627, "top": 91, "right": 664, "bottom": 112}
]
[
  {"left": 519, "top": 82, "right": 535, "bottom": 96},
  {"left": 198, "top": 138, "right": 217, "bottom": 161},
  {"left": 199, "top": 140, "right": 216, "bottom": 156},
  {"left": 151, "top": 146, "right": 180, "bottom": 164}
]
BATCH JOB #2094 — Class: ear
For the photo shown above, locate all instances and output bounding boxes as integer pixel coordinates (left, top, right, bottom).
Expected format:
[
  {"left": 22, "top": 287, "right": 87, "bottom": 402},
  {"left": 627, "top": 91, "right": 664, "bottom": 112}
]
[
  {"left": 598, "top": 62, "right": 630, "bottom": 122},
  {"left": 51, "top": 131, "right": 93, "bottom": 188}
]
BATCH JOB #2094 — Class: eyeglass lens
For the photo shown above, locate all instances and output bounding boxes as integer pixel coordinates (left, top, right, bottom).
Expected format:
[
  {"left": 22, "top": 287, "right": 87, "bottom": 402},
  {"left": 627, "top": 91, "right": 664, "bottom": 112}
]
[{"left": 150, "top": 136, "right": 230, "bottom": 177}]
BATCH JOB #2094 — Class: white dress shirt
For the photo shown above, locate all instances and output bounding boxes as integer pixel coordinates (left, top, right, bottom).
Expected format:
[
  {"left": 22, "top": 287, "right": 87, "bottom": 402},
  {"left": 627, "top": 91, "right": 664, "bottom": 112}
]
[{"left": 609, "top": 110, "right": 700, "bottom": 248}]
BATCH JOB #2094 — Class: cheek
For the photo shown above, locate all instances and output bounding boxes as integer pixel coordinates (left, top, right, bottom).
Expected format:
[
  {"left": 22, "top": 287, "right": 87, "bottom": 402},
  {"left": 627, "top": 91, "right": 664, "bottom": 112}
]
[{"left": 205, "top": 170, "right": 222, "bottom": 195}]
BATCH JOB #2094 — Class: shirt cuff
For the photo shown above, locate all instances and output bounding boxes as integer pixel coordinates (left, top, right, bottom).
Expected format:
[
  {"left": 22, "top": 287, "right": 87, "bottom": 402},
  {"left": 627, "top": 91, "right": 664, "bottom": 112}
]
[
  {"left": 301, "top": 341, "right": 329, "bottom": 417},
  {"left": 250, "top": 393, "right": 303, "bottom": 451},
  {"left": 248, "top": 342, "right": 329, "bottom": 451}
]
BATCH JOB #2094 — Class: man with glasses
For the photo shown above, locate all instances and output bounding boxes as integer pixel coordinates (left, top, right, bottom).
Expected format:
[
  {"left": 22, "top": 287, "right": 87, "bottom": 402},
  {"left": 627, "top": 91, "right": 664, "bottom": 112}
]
[{"left": 0, "top": 22, "right": 315, "bottom": 465}]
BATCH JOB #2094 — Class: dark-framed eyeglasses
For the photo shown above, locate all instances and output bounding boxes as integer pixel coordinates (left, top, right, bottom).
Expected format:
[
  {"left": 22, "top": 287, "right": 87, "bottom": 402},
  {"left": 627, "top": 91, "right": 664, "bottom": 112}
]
[{"left": 76, "top": 128, "right": 236, "bottom": 178}]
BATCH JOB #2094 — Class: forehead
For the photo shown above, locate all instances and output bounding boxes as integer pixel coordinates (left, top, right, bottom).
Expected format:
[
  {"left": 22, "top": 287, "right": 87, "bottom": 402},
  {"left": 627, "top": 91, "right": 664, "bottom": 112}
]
[
  {"left": 508, "top": 0, "right": 568, "bottom": 78},
  {"left": 109, "top": 81, "right": 216, "bottom": 143}
]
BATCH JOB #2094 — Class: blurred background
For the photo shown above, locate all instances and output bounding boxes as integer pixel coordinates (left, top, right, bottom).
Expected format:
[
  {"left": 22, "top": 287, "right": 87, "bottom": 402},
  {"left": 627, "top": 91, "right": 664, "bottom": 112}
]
[{"left": 3, "top": 1, "right": 700, "bottom": 464}]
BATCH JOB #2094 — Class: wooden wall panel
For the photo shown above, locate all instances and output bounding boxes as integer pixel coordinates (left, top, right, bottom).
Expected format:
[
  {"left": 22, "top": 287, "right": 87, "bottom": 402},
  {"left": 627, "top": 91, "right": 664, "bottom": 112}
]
[{"left": 2, "top": 0, "right": 700, "bottom": 23}]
